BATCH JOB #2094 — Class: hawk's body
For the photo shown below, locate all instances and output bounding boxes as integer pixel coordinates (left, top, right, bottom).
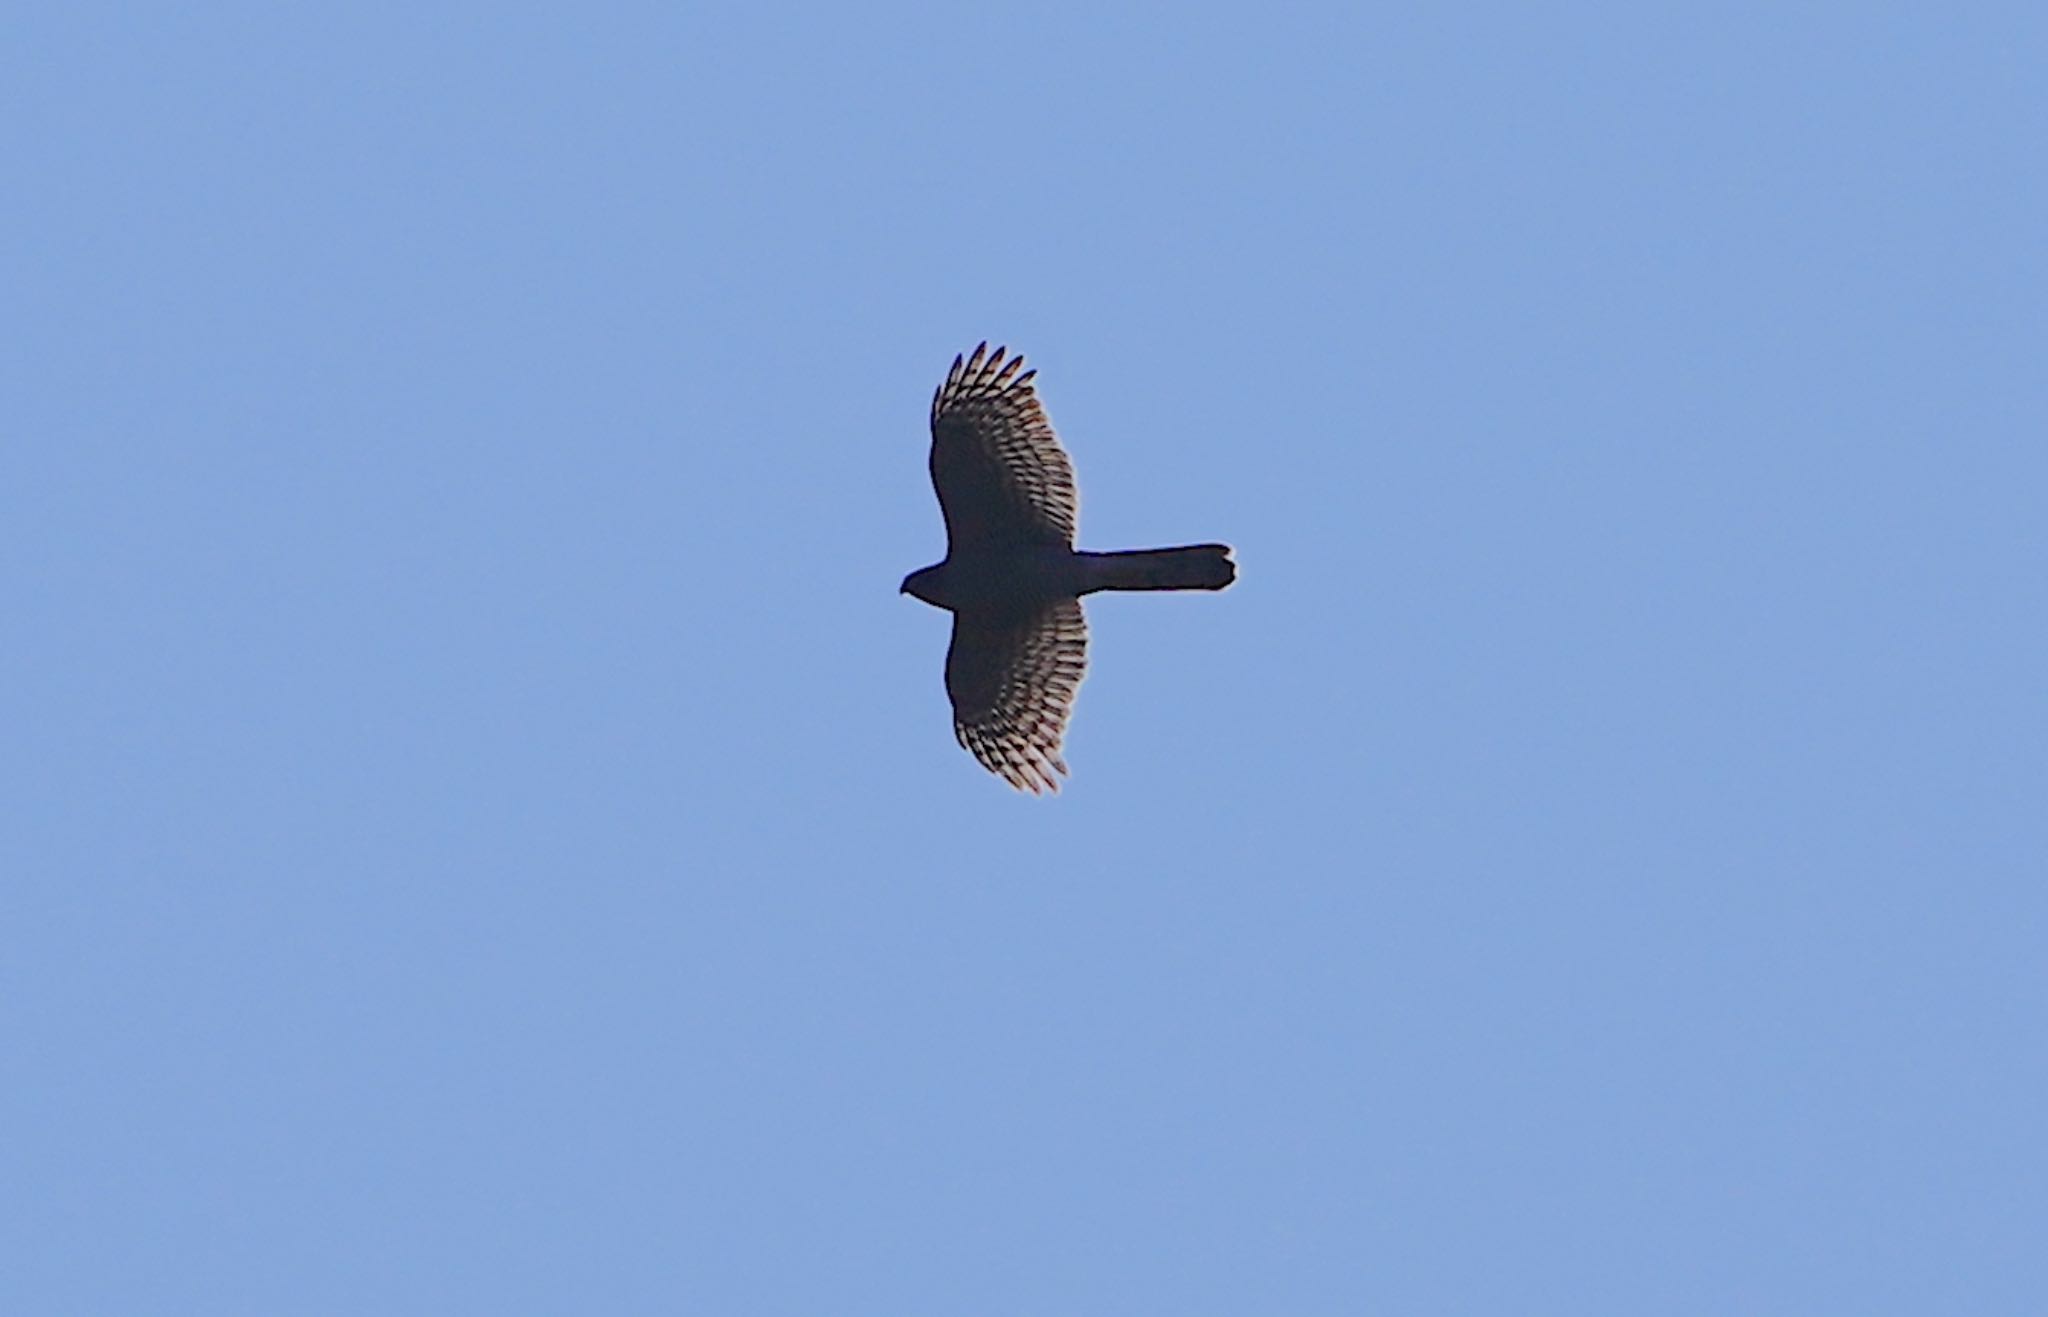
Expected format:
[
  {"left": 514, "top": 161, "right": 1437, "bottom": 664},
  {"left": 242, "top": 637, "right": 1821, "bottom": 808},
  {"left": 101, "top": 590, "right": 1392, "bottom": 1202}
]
[{"left": 901, "top": 344, "right": 1235, "bottom": 792}]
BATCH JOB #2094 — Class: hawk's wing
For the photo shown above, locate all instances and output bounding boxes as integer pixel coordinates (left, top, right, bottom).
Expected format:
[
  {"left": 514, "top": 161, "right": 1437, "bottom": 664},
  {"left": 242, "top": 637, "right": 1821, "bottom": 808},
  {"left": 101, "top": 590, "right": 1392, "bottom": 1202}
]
[
  {"left": 929, "top": 344, "right": 1079, "bottom": 550},
  {"left": 945, "top": 599, "right": 1088, "bottom": 794}
]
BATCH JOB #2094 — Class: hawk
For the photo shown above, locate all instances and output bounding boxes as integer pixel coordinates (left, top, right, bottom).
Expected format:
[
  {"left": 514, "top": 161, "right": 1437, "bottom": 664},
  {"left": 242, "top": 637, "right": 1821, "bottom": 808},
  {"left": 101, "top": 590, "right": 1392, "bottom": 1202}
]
[{"left": 901, "top": 343, "right": 1236, "bottom": 792}]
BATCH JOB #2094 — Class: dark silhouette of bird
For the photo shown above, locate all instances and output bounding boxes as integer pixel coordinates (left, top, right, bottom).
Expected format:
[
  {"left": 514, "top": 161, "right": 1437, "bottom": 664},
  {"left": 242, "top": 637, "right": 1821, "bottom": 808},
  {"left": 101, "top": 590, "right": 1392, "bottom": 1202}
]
[{"left": 901, "top": 343, "right": 1236, "bottom": 792}]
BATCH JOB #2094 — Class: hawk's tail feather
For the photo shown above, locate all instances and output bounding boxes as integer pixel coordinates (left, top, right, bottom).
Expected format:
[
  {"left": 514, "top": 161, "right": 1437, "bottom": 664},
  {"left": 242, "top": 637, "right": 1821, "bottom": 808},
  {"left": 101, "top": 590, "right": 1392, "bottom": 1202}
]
[{"left": 1079, "top": 544, "right": 1236, "bottom": 593}]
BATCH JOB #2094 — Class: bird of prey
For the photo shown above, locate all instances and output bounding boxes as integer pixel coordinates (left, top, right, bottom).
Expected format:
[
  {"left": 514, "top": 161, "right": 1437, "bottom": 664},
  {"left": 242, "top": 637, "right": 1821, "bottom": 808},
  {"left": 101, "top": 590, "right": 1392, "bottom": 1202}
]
[{"left": 901, "top": 343, "right": 1236, "bottom": 792}]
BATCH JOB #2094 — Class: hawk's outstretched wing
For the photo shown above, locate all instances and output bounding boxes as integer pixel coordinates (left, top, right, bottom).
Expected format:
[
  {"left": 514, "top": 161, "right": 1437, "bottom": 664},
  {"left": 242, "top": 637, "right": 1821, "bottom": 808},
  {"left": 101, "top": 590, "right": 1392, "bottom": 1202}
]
[
  {"left": 945, "top": 599, "right": 1088, "bottom": 794},
  {"left": 929, "top": 343, "right": 1078, "bottom": 550}
]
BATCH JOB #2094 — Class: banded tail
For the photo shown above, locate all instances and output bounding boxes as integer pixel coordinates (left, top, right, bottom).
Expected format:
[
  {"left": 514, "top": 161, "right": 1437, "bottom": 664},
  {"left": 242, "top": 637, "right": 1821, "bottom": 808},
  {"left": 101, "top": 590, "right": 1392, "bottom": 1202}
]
[{"left": 1079, "top": 544, "right": 1237, "bottom": 594}]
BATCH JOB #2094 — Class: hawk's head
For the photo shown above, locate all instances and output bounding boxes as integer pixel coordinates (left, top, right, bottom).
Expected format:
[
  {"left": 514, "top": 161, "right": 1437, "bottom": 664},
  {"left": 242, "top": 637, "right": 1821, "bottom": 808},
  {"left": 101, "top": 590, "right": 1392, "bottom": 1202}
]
[{"left": 900, "top": 564, "right": 949, "bottom": 608}]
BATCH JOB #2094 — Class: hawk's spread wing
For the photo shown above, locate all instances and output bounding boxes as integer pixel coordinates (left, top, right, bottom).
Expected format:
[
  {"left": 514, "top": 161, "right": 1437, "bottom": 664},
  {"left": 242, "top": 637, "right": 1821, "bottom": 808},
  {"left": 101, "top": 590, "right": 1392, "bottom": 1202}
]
[
  {"left": 929, "top": 343, "right": 1078, "bottom": 550},
  {"left": 945, "top": 599, "right": 1088, "bottom": 794}
]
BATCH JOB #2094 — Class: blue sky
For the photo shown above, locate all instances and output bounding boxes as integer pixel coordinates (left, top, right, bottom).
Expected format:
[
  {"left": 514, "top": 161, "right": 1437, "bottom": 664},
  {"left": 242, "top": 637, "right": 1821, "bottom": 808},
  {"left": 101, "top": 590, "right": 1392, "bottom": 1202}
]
[{"left": 6, "top": 4, "right": 2044, "bottom": 1313}]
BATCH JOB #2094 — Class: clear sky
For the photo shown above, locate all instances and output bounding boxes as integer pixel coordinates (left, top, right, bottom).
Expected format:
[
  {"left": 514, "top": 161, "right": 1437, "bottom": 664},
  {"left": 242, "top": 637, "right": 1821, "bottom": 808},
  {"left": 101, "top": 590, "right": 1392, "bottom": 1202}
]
[{"left": 7, "top": 5, "right": 2044, "bottom": 1313}]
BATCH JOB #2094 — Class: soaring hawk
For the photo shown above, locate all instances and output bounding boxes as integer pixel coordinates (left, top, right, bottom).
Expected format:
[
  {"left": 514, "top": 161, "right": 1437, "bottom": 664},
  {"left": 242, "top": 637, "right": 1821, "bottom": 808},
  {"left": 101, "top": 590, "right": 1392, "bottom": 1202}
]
[{"left": 901, "top": 344, "right": 1236, "bottom": 792}]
